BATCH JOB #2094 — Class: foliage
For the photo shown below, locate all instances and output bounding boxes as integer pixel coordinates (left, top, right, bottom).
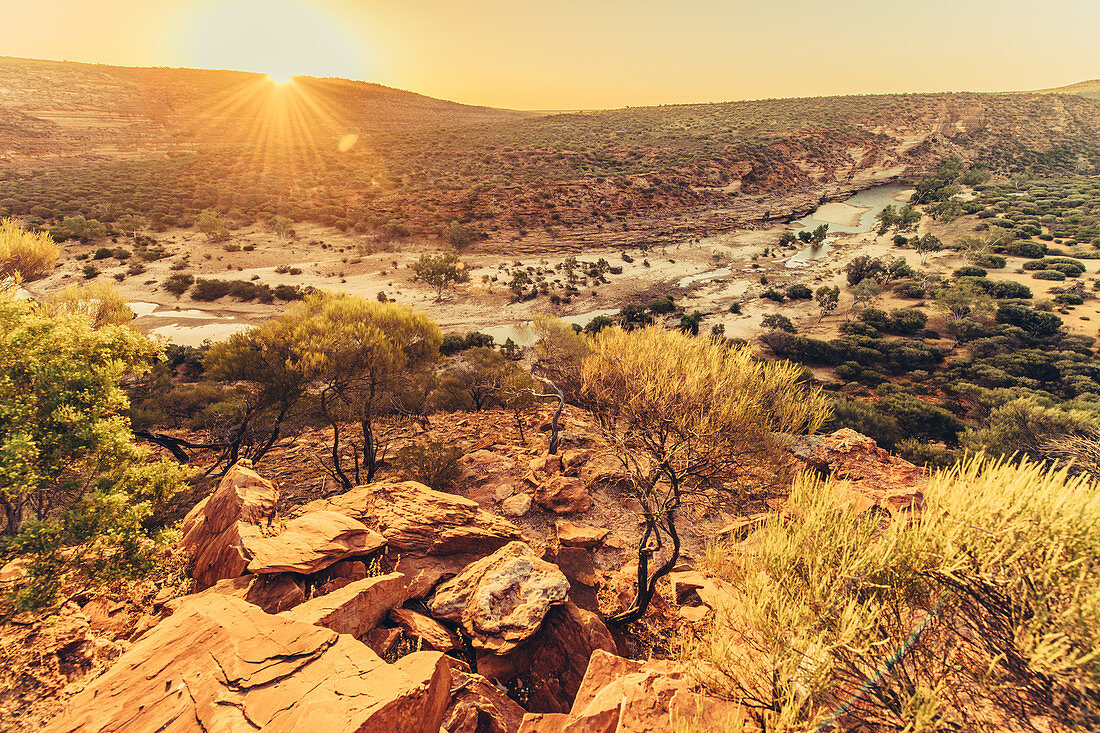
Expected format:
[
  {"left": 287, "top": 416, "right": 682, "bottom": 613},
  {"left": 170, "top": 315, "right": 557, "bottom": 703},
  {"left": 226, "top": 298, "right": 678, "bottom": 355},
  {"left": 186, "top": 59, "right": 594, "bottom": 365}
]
[
  {"left": 0, "top": 292, "right": 184, "bottom": 610},
  {"left": 392, "top": 441, "right": 463, "bottom": 492},
  {"left": 44, "top": 281, "right": 135, "bottom": 329},
  {"left": 693, "top": 457, "right": 1100, "bottom": 731},
  {"left": 761, "top": 313, "right": 796, "bottom": 333},
  {"left": 411, "top": 249, "right": 471, "bottom": 301},
  {"left": 0, "top": 218, "right": 58, "bottom": 281},
  {"left": 579, "top": 327, "right": 828, "bottom": 622},
  {"left": 814, "top": 285, "right": 839, "bottom": 320}
]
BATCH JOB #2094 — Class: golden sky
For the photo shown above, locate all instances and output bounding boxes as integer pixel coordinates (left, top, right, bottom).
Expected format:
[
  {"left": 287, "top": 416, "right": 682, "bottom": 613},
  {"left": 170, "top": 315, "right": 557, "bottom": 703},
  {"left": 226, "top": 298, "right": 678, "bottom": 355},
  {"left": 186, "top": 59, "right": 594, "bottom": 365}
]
[{"left": 2, "top": 0, "right": 1098, "bottom": 109}]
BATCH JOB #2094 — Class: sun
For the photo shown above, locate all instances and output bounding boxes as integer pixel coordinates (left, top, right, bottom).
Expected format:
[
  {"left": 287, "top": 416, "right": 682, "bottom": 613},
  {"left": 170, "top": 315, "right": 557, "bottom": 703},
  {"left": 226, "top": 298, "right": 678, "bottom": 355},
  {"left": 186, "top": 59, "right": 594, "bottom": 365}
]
[{"left": 181, "top": 0, "right": 367, "bottom": 82}]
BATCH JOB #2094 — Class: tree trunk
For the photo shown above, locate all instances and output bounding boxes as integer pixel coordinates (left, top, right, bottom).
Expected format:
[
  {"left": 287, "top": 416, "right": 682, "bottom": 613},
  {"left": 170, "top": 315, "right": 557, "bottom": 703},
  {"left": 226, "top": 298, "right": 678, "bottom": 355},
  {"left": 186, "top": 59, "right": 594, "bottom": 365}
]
[
  {"left": 0, "top": 496, "right": 23, "bottom": 536},
  {"left": 611, "top": 508, "right": 681, "bottom": 626},
  {"left": 362, "top": 419, "right": 377, "bottom": 483}
]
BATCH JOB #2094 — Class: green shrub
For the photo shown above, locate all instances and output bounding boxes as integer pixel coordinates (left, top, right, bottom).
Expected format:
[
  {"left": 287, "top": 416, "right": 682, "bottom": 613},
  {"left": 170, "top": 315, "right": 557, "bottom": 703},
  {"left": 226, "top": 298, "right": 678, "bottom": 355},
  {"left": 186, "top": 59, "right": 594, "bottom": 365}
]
[
  {"left": 163, "top": 273, "right": 194, "bottom": 296},
  {"left": 392, "top": 441, "right": 464, "bottom": 492},
  {"left": 786, "top": 283, "right": 812, "bottom": 300},
  {"left": 1032, "top": 269, "right": 1067, "bottom": 281},
  {"left": 953, "top": 266, "right": 986, "bottom": 277}
]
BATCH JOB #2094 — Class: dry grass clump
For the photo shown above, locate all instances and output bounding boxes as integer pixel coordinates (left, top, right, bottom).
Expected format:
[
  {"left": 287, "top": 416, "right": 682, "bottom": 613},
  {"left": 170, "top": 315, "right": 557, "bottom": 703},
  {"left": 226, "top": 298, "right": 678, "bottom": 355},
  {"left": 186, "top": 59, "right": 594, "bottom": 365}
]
[
  {"left": 0, "top": 218, "right": 58, "bottom": 281},
  {"left": 690, "top": 458, "right": 1100, "bottom": 732}
]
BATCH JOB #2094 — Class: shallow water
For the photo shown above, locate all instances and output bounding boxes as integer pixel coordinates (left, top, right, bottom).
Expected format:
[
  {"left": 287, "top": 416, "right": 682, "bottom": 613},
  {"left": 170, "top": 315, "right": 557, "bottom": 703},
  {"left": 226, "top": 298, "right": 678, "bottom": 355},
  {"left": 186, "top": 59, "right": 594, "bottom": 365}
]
[
  {"left": 793, "top": 183, "right": 909, "bottom": 235},
  {"left": 677, "top": 267, "right": 731, "bottom": 288},
  {"left": 785, "top": 239, "right": 835, "bottom": 269}
]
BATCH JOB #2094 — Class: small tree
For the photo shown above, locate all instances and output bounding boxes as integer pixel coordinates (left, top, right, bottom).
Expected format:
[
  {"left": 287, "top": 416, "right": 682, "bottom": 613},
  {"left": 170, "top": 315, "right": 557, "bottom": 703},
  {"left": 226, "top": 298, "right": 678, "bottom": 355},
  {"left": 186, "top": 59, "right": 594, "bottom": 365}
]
[
  {"left": 580, "top": 327, "right": 829, "bottom": 623},
  {"left": 443, "top": 222, "right": 475, "bottom": 249},
  {"left": 412, "top": 249, "right": 471, "bottom": 302},
  {"left": 912, "top": 233, "right": 943, "bottom": 265},
  {"left": 815, "top": 285, "right": 840, "bottom": 321},
  {"left": 287, "top": 294, "right": 441, "bottom": 487},
  {"left": 271, "top": 215, "right": 294, "bottom": 243},
  {"left": 196, "top": 209, "right": 230, "bottom": 242},
  {"left": 0, "top": 292, "right": 185, "bottom": 609},
  {"left": 933, "top": 280, "right": 994, "bottom": 342}
]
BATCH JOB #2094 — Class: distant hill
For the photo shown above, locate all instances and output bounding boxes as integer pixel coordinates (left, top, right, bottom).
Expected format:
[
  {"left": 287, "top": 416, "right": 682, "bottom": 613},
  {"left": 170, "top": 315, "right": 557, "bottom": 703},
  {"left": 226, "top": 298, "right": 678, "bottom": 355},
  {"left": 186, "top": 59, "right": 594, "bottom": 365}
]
[
  {"left": 1, "top": 56, "right": 1099, "bottom": 245},
  {"left": 1031, "top": 79, "right": 1100, "bottom": 100},
  {"left": 0, "top": 56, "right": 530, "bottom": 159}
]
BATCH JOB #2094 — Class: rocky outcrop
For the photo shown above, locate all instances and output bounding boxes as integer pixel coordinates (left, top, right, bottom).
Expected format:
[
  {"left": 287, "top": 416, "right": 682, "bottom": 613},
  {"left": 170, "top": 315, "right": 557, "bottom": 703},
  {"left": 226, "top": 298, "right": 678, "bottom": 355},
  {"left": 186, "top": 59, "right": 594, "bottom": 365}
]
[
  {"left": 245, "top": 510, "right": 386, "bottom": 575},
  {"left": 300, "top": 479, "right": 525, "bottom": 556},
  {"left": 428, "top": 541, "right": 570, "bottom": 654},
  {"left": 517, "top": 650, "right": 747, "bottom": 732},
  {"left": 45, "top": 594, "right": 452, "bottom": 733},
  {"left": 281, "top": 572, "right": 409, "bottom": 638},
  {"left": 389, "top": 608, "right": 460, "bottom": 652},
  {"left": 478, "top": 601, "right": 617, "bottom": 714},
  {"left": 535, "top": 475, "right": 593, "bottom": 514},
  {"left": 443, "top": 668, "right": 528, "bottom": 733},
  {"left": 196, "top": 573, "right": 305, "bottom": 613},
  {"left": 790, "top": 428, "right": 927, "bottom": 513},
  {"left": 179, "top": 461, "right": 277, "bottom": 589}
]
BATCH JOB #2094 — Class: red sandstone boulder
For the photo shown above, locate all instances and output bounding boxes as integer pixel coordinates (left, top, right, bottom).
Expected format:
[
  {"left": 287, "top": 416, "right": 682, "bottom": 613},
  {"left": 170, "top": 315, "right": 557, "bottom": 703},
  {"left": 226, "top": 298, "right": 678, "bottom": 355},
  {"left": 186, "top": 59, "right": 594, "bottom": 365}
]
[
  {"left": 789, "top": 428, "right": 926, "bottom": 513},
  {"left": 300, "top": 479, "right": 525, "bottom": 556},
  {"left": 443, "top": 668, "right": 528, "bottom": 733},
  {"left": 245, "top": 510, "right": 386, "bottom": 575},
  {"left": 427, "top": 541, "right": 570, "bottom": 654},
  {"left": 280, "top": 572, "right": 409, "bottom": 638},
  {"left": 535, "top": 475, "right": 593, "bottom": 514},
  {"left": 390, "top": 608, "right": 460, "bottom": 652},
  {"left": 179, "top": 461, "right": 277, "bottom": 589},
  {"left": 476, "top": 601, "right": 616, "bottom": 713},
  {"left": 197, "top": 573, "right": 305, "bottom": 613},
  {"left": 516, "top": 649, "right": 747, "bottom": 732},
  {"left": 555, "top": 520, "right": 609, "bottom": 549},
  {"left": 45, "top": 594, "right": 452, "bottom": 733}
]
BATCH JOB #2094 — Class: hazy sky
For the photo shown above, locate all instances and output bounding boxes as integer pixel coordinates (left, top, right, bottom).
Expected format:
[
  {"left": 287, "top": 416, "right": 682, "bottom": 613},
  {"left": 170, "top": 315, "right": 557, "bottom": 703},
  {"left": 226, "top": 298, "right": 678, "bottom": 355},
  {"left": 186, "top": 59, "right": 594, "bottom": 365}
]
[{"left": 2, "top": 0, "right": 1098, "bottom": 109}]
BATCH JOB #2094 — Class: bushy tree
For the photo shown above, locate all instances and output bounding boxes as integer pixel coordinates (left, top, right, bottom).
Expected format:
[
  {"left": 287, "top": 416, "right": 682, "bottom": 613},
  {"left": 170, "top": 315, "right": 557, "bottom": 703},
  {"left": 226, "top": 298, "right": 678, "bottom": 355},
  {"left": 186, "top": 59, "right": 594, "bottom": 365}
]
[
  {"left": 815, "top": 285, "right": 840, "bottom": 321},
  {"left": 579, "top": 327, "right": 829, "bottom": 623},
  {"left": 0, "top": 292, "right": 185, "bottom": 609},
  {"left": 280, "top": 294, "right": 441, "bottom": 486},
  {"left": 196, "top": 209, "right": 229, "bottom": 242},
  {"left": 412, "top": 249, "right": 471, "bottom": 302}
]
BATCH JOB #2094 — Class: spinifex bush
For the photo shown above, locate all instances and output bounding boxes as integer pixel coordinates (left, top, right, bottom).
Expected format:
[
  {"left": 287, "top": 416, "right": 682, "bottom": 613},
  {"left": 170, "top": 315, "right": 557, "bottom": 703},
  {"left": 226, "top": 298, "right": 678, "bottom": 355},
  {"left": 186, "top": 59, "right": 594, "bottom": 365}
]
[
  {"left": 691, "top": 457, "right": 1100, "bottom": 731},
  {"left": 392, "top": 441, "right": 464, "bottom": 492},
  {"left": 0, "top": 218, "right": 58, "bottom": 281}
]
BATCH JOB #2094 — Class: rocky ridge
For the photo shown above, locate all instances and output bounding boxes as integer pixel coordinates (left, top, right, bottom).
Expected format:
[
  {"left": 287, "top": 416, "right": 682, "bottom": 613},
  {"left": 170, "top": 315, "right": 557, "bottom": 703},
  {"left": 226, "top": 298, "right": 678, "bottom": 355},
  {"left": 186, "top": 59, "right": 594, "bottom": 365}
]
[{"left": 16, "top": 426, "right": 927, "bottom": 732}]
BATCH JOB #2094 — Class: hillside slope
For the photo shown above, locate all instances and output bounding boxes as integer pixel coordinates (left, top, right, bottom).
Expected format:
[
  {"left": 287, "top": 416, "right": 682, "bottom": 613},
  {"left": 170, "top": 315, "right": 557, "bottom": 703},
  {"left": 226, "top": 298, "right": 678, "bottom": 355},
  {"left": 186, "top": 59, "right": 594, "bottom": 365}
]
[
  {"left": 2, "top": 58, "right": 1100, "bottom": 247},
  {"left": 0, "top": 56, "right": 530, "bottom": 158},
  {"left": 1032, "top": 78, "right": 1100, "bottom": 100}
]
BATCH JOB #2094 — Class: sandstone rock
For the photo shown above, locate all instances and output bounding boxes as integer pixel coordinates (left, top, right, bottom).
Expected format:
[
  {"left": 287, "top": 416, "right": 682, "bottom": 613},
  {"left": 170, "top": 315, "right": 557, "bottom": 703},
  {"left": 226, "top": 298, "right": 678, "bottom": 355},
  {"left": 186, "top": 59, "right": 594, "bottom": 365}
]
[
  {"left": 179, "top": 461, "right": 277, "bottom": 589},
  {"left": 428, "top": 542, "right": 570, "bottom": 654},
  {"left": 443, "top": 669, "right": 528, "bottom": 733},
  {"left": 518, "top": 649, "right": 747, "bottom": 732},
  {"left": 281, "top": 573, "right": 409, "bottom": 638},
  {"left": 535, "top": 475, "right": 593, "bottom": 514},
  {"left": 365, "top": 627, "right": 401, "bottom": 657},
  {"left": 79, "top": 598, "right": 130, "bottom": 636},
  {"left": 555, "top": 520, "right": 608, "bottom": 549},
  {"left": 394, "top": 552, "right": 481, "bottom": 599},
  {"left": 501, "top": 493, "right": 532, "bottom": 517},
  {"left": 326, "top": 558, "right": 368, "bottom": 581},
  {"left": 477, "top": 601, "right": 616, "bottom": 714},
  {"left": 301, "top": 480, "right": 525, "bottom": 556},
  {"left": 45, "top": 594, "right": 452, "bottom": 733},
  {"left": 245, "top": 510, "right": 386, "bottom": 575},
  {"left": 198, "top": 573, "right": 305, "bottom": 613},
  {"left": 551, "top": 546, "right": 600, "bottom": 589},
  {"left": 789, "top": 429, "right": 927, "bottom": 513},
  {"left": 390, "top": 608, "right": 460, "bottom": 652}
]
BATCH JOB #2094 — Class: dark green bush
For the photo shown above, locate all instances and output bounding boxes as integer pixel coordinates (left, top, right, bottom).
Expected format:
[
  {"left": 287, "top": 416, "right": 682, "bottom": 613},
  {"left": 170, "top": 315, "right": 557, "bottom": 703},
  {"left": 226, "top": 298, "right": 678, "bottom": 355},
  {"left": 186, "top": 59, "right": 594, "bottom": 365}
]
[
  {"left": 1032, "top": 270, "right": 1067, "bottom": 281},
  {"left": 392, "top": 441, "right": 464, "bottom": 492}
]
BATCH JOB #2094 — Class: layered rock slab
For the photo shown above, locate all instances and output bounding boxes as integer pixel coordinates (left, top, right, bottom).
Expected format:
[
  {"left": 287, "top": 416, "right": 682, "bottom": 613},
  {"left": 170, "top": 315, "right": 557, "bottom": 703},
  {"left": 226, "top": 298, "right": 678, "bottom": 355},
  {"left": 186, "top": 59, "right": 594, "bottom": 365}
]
[
  {"left": 245, "top": 510, "right": 386, "bottom": 575},
  {"left": 300, "top": 479, "right": 525, "bottom": 556},
  {"left": 179, "top": 461, "right": 277, "bottom": 589},
  {"left": 281, "top": 572, "right": 409, "bottom": 638},
  {"left": 45, "top": 594, "right": 451, "bottom": 733},
  {"left": 428, "top": 541, "right": 570, "bottom": 654}
]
